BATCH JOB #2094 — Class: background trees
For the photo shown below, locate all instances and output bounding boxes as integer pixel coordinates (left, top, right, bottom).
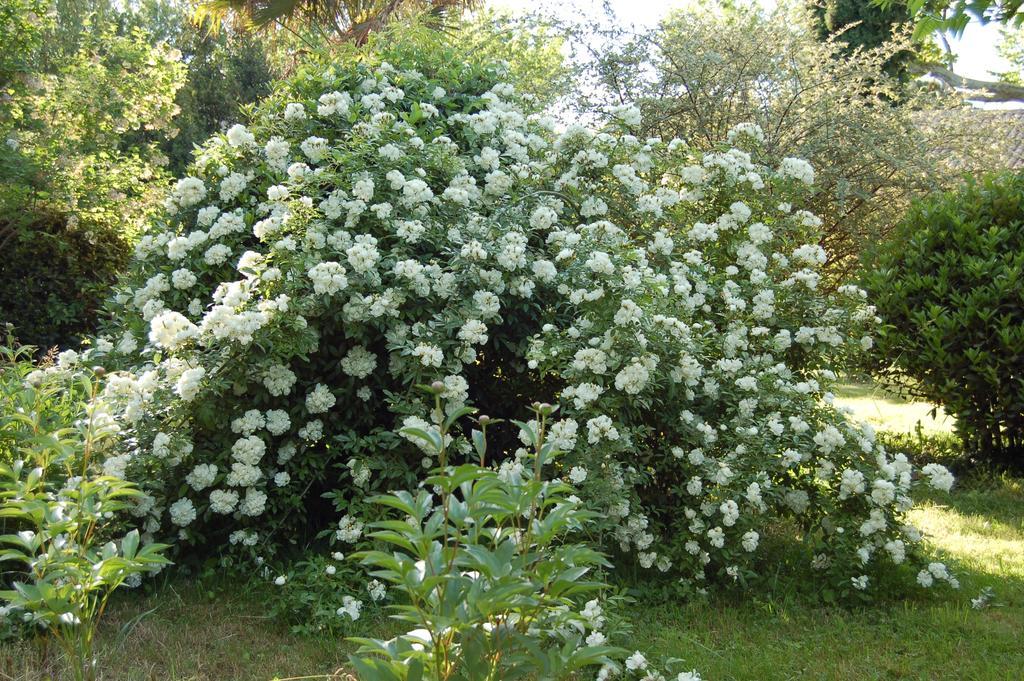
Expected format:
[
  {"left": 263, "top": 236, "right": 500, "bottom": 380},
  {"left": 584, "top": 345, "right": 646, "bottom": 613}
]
[
  {"left": 808, "top": 0, "right": 916, "bottom": 78},
  {"left": 0, "top": 1, "right": 186, "bottom": 351},
  {"left": 0, "top": 1, "right": 280, "bottom": 350},
  {"left": 588, "top": 3, "right": 1009, "bottom": 281},
  {"left": 876, "top": 0, "right": 1024, "bottom": 38},
  {"left": 192, "top": 0, "right": 481, "bottom": 43}
]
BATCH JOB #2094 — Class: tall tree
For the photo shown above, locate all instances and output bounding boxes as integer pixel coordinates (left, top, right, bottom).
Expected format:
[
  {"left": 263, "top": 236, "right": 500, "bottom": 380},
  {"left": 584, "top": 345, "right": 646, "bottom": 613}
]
[
  {"left": 132, "top": 1, "right": 278, "bottom": 173},
  {"left": 874, "top": 0, "right": 1024, "bottom": 38},
  {"left": 867, "top": 0, "right": 1024, "bottom": 101},
  {"left": 591, "top": 2, "right": 1010, "bottom": 279}
]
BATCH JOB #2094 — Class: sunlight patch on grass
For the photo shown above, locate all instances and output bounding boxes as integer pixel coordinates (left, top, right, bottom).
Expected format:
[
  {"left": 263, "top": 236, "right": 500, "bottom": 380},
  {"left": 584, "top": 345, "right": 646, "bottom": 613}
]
[
  {"left": 833, "top": 383, "right": 953, "bottom": 435},
  {"left": 632, "top": 476, "right": 1024, "bottom": 680},
  {"left": 909, "top": 485, "right": 1024, "bottom": 595}
]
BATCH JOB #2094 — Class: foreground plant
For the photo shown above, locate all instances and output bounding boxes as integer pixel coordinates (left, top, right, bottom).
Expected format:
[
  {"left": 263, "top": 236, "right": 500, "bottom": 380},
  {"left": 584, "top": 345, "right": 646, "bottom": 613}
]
[
  {"left": 0, "top": 341, "right": 170, "bottom": 681},
  {"left": 349, "top": 388, "right": 628, "bottom": 680}
]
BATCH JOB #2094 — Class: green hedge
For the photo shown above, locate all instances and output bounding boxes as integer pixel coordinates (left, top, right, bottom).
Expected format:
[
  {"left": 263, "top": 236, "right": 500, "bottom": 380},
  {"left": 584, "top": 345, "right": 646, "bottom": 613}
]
[
  {"left": 865, "top": 172, "right": 1024, "bottom": 465},
  {"left": 0, "top": 211, "right": 130, "bottom": 351}
]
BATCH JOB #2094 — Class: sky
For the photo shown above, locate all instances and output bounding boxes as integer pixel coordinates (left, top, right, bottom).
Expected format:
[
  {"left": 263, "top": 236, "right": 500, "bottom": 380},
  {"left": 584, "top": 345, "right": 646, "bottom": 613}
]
[
  {"left": 951, "top": 21, "right": 1007, "bottom": 80},
  {"left": 489, "top": 0, "right": 1011, "bottom": 82}
]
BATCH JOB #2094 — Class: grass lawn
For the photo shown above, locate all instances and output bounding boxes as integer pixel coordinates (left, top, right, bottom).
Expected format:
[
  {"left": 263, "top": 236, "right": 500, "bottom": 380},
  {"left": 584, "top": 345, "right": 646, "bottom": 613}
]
[
  {"left": 3, "top": 385, "right": 1021, "bottom": 680},
  {"left": 635, "top": 476, "right": 1024, "bottom": 680}
]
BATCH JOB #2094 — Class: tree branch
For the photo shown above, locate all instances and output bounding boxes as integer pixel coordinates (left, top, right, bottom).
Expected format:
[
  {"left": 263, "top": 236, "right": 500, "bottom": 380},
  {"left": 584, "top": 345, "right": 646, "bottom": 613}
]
[{"left": 911, "top": 61, "right": 1024, "bottom": 102}]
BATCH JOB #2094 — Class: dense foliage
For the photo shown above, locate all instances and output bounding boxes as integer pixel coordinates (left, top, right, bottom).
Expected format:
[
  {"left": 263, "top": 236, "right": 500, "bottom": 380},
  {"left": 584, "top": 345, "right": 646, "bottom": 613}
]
[
  {"left": 0, "top": 1, "right": 186, "bottom": 351},
  {"left": 193, "top": 0, "right": 480, "bottom": 43},
  {"left": 148, "top": 5, "right": 277, "bottom": 175},
  {"left": 352, "top": 395, "right": 624, "bottom": 680},
  {"left": 808, "top": 0, "right": 915, "bottom": 78},
  {"left": 875, "top": 0, "right": 1024, "bottom": 38},
  {"left": 30, "top": 0, "right": 279, "bottom": 176},
  {"left": 588, "top": 3, "right": 1006, "bottom": 280},
  {"left": 80, "top": 28, "right": 959, "bottom": 604},
  {"left": 865, "top": 172, "right": 1024, "bottom": 467},
  {"left": 2, "top": 4, "right": 1009, "bottom": 676}
]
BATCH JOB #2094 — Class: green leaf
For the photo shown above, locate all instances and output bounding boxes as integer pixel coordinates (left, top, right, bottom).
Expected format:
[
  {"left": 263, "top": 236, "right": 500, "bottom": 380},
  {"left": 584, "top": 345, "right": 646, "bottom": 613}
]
[
  {"left": 121, "top": 530, "right": 140, "bottom": 560},
  {"left": 398, "top": 427, "right": 442, "bottom": 454}
]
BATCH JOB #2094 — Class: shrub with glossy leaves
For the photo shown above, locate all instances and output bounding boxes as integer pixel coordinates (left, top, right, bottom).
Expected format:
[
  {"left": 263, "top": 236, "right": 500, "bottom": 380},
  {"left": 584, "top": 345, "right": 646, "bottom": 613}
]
[
  {"left": 865, "top": 172, "right": 1024, "bottom": 467},
  {"left": 92, "top": 32, "right": 955, "bottom": 598},
  {"left": 350, "top": 393, "right": 627, "bottom": 681}
]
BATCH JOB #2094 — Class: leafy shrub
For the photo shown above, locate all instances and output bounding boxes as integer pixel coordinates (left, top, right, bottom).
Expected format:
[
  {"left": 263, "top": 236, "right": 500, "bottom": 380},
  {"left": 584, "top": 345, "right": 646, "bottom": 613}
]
[
  {"left": 0, "top": 338, "right": 91, "bottom": 466},
  {"left": 94, "top": 28, "right": 956, "bottom": 599},
  {"left": 261, "top": 551, "right": 380, "bottom": 637},
  {"left": 0, "top": 335, "right": 170, "bottom": 680},
  {"left": 586, "top": 3, "right": 1007, "bottom": 279},
  {"left": 351, "top": 390, "right": 702, "bottom": 681},
  {"left": 865, "top": 172, "right": 1024, "bottom": 467},
  {"left": 350, "top": 393, "right": 624, "bottom": 680},
  {"left": 0, "top": 470, "right": 170, "bottom": 681}
]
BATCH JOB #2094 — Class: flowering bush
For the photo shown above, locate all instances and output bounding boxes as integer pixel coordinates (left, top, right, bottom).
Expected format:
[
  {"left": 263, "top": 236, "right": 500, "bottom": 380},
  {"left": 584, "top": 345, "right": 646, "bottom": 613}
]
[
  {"left": 94, "top": 38, "right": 955, "bottom": 597},
  {"left": 260, "top": 550, "right": 377, "bottom": 637}
]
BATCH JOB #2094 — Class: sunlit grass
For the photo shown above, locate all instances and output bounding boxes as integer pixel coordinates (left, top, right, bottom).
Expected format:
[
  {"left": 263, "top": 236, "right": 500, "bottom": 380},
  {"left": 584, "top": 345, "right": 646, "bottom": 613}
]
[
  {"left": 910, "top": 478, "right": 1024, "bottom": 591},
  {"left": 633, "top": 475, "right": 1024, "bottom": 680},
  {"left": 833, "top": 382, "right": 954, "bottom": 435}
]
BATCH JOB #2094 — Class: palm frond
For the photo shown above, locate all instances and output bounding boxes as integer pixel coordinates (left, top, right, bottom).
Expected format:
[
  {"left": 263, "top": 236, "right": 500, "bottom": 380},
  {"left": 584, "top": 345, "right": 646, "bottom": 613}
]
[{"left": 192, "top": 0, "right": 479, "bottom": 42}]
